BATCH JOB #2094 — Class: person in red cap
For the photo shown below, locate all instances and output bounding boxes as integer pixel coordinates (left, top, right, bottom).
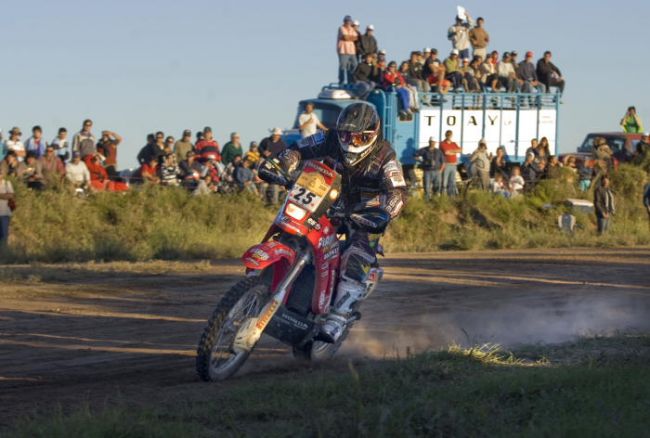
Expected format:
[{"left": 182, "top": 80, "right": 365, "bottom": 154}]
[{"left": 517, "top": 51, "right": 545, "bottom": 94}]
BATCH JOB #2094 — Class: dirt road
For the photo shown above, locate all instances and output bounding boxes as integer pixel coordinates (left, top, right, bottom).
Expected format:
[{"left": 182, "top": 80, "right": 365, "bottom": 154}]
[{"left": 0, "top": 248, "right": 649, "bottom": 426}]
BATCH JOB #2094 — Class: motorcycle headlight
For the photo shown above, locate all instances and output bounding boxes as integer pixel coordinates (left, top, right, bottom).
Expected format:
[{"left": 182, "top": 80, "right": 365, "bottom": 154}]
[
  {"left": 285, "top": 203, "right": 307, "bottom": 220},
  {"left": 329, "top": 189, "right": 339, "bottom": 200}
]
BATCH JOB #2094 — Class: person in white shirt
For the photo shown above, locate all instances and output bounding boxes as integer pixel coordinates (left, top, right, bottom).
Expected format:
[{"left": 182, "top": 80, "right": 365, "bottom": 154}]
[
  {"left": 51, "top": 127, "right": 70, "bottom": 162},
  {"left": 5, "top": 127, "right": 25, "bottom": 162},
  {"left": 298, "top": 103, "right": 328, "bottom": 138},
  {"left": 0, "top": 171, "right": 14, "bottom": 244},
  {"left": 65, "top": 151, "right": 91, "bottom": 190},
  {"left": 509, "top": 166, "right": 525, "bottom": 195},
  {"left": 497, "top": 52, "right": 518, "bottom": 92}
]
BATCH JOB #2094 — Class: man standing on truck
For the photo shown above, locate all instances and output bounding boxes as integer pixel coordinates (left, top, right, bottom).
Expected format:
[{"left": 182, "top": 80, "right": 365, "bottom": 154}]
[
  {"left": 299, "top": 103, "right": 328, "bottom": 138},
  {"left": 620, "top": 106, "right": 644, "bottom": 133},
  {"left": 440, "top": 130, "right": 462, "bottom": 196},
  {"left": 448, "top": 12, "right": 474, "bottom": 61},
  {"left": 469, "top": 17, "right": 489, "bottom": 60},
  {"left": 337, "top": 15, "right": 358, "bottom": 85}
]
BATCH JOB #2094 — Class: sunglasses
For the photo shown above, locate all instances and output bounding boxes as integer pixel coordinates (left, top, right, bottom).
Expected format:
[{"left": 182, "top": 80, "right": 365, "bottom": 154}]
[{"left": 339, "top": 130, "right": 375, "bottom": 147}]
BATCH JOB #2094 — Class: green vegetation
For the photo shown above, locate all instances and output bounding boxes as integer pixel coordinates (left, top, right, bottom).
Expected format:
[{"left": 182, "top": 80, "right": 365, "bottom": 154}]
[
  {"left": 9, "top": 335, "right": 650, "bottom": 437},
  {"left": 1, "top": 165, "right": 648, "bottom": 263}
]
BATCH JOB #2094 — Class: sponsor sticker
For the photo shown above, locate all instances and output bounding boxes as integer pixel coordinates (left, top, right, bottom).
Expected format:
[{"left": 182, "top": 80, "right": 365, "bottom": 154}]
[{"left": 256, "top": 300, "right": 279, "bottom": 330}]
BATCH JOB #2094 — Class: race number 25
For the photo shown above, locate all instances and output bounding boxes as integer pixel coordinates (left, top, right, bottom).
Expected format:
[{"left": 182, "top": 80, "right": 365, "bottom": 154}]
[{"left": 293, "top": 187, "right": 315, "bottom": 205}]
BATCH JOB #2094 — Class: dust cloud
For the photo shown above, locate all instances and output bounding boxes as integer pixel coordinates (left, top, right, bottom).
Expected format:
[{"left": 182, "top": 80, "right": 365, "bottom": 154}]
[{"left": 341, "top": 293, "right": 650, "bottom": 358}]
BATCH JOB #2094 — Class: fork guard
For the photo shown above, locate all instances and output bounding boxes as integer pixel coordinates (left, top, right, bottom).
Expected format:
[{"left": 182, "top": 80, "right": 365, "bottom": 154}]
[{"left": 242, "top": 241, "right": 297, "bottom": 271}]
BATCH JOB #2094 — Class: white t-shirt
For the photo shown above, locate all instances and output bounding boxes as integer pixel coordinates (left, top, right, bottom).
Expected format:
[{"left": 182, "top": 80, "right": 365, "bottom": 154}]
[
  {"left": 6, "top": 140, "right": 25, "bottom": 161},
  {"left": 66, "top": 161, "right": 91, "bottom": 185},
  {"left": 0, "top": 179, "right": 14, "bottom": 217},
  {"left": 299, "top": 112, "right": 321, "bottom": 138}
]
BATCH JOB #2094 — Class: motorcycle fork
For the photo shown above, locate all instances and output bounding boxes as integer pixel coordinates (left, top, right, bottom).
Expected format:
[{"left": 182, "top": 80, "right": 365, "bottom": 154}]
[{"left": 233, "top": 251, "right": 311, "bottom": 352}]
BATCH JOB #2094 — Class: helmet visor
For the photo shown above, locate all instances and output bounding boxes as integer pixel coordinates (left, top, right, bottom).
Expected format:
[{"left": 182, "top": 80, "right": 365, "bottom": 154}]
[{"left": 338, "top": 130, "right": 378, "bottom": 151}]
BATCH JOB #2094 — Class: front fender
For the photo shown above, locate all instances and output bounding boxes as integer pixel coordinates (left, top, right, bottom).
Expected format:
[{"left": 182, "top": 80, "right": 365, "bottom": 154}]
[{"left": 242, "top": 241, "right": 296, "bottom": 270}]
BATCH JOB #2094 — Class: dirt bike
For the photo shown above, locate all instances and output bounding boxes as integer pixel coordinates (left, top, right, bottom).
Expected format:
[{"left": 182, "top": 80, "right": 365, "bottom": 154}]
[{"left": 196, "top": 158, "right": 385, "bottom": 381}]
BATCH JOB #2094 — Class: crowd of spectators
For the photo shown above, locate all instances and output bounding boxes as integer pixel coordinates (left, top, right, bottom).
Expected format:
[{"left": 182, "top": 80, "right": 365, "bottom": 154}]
[
  {"left": 337, "top": 12, "right": 566, "bottom": 115},
  {"left": 0, "top": 120, "right": 290, "bottom": 205}
]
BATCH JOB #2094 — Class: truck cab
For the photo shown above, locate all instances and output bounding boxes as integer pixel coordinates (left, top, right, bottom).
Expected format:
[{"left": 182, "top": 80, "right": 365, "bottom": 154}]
[{"left": 286, "top": 85, "right": 560, "bottom": 167}]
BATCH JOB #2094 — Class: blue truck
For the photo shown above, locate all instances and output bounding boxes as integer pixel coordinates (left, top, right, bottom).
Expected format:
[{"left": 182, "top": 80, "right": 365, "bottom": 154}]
[{"left": 284, "top": 85, "right": 560, "bottom": 169}]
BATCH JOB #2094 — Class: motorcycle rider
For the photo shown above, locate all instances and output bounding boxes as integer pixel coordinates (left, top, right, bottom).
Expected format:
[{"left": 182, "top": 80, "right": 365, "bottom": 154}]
[{"left": 277, "top": 102, "right": 407, "bottom": 343}]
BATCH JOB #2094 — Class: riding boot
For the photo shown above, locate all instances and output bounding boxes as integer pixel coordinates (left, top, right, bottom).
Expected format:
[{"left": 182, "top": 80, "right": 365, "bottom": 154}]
[{"left": 320, "top": 279, "right": 366, "bottom": 343}]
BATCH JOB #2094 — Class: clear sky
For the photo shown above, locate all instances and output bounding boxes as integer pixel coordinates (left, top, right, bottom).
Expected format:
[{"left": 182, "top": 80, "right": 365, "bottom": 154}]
[{"left": 2, "top": 0, "right": 648, "bottom": 167}]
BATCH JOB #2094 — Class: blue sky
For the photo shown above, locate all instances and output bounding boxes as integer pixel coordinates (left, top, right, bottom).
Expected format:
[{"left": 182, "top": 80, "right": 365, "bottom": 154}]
[{"left": 2, "top": 0, "right": 648, "bottom": 167}]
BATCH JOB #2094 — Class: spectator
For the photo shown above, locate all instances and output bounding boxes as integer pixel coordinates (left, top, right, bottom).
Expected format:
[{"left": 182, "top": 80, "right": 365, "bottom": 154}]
[
  {"left": 635, "top": 132, "right": 650, "bottom": 163},
  {"left": 426, "top": 59, "right": 452, "bottom": 94},
  {"left": 439, "top": 130, "right": 462, "bottom": 195},
  {"left": 174, "top": 130, "right": 194, "bottom": 164},
  {"left": 96, "top": 130, "right": 123, "bottom": 178},
  {"left": 259, "top": 128, "right": 287, "bottom": 205},
  {"left": 84, "top": 153, "right": 110, "bottom": 191},
  {"left": 158, "top": 153, "right": 180, "bottom": 186},
  {"left": 73, "top": 119, "right": 97, "bottom": 159},
  {"left": 0, "top": 170, "right": 15, "bottom": 245},
  {"left": 443, "top": 49, "right": 463, "bottom": 90},
  {"left": 447, "top": 12, "right": 474, "bottom": 60},
  {"left": 620, "top": 106, "right": 644, "bottom": 134},
  {"left": 221, "top": 132, "right": 244, "bottom": 165},
  {"left": 179, "top": 150, "right": 203, "bottom": 189},
  {"left": 136, "top": 156, "right": 160, "bottom": 185},
  {"left": 352, "top": 20, "right": 362, "bottom": 60},
  {"left": 414, "top": 138, "right": 445, "bottom": 200},
  {"left": 578, "top": 160, "right": 594, "bottom": 192},
  {"left": 6, "top": 127, "right": 26, "bottom": 162},
  {"left": 525, "top": 138, "right": 539, "bottom": 158},
  {"left": 353, "top": 53, "right": 380, "bottom": 99},
  {"left": 462, "top": 57, "right": 481, "bottom": 92},
  {"left": 195, "top": 127, "right": 221, "bottom": 163},
  {"left": 299, "top": 103, "right": 328, "bottom": 138},
  {"left": 643, "top": 182, "right": 650, "bottom": 226},
  {"left": 469, "top": 17, "right": 489, "bottom": 60},
  {"left": 40, "top": 145, "right": 65, "bottom": 185},
  {"left": 0, "top": 131, "right": 6, "bottom": 161},
  {"left": 65, "top": 151, "right": 91, "bottom": 191},
  {"left": 24, "top": 126, "right": 48, "bottom": 158},
  {"left": 398, "top": 62, "right": 421, "bottom": 111},
  {"left": 497, "top": 52, "right": 518, "bottom": 92},
  {"left": 193, "top": 174, "right": 217, "bottom": 196},
  {"left": 406, "top": 51, "right": 431, "bottom": 94},
  {"left": 235, "top": 158, "right": 258, "bottom": 195},
  {"left": 517, "top": 51, "right": 545, "bottom": 94},
  {"left": 490, "top": 146, "right": 508, "bottom": 178},
  {"left": 522, "top": 153, "right": 538, "bottom": 189},
  {"left": 359, "top": 24, "right": 378, "bottom": 58},
  {"left": 164, "top": 136, "right": 176, "bottom": 155},
  {"left": 245, "top": 141, "right": 261, "bottom": 165},
  {"left": 22, "top": 152, "right": 45, "bottom": 190},
  {"left": 470, "top": 140, "right": 491, "bottom": 190},
  {"left": 337, "top": 15, "right": 358, "bottom": 85},
  {"left": 490, "top": 173, "right": 509, "bottom": 197},
  {"left": 509, "top": 166, "right": 525, "bottom": 196},
  {"left": 259, "top": 128, "right": 287, "bottom": 159},
  {"left": 0, "top": 151, "right": 22, "bottom": 177},
  {"left": 51, "top": 127, "right": 70, "bottom": 163},
  {"left": 482, "top": 50, "right": 499, "bottom": 90},
  {"left": 538, "top": 137, "right": 551, "bottom": 161},
  {"left": 423, "top": 48, "right": 441, "bottom": 76},
  {"left": 546, "top": 156, "right": 562, "bottom": 179},
  {"left": 383, "top": 61, "right": 414, "bottom": 116},
  {"left": 594, "top": 176, "right": 615, "bottom": 234},
  {"left": 536, "top": 51, "right": 565, "bottom": 94}
]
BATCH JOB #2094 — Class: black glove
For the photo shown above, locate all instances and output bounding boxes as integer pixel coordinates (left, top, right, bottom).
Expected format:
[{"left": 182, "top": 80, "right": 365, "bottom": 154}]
[{"left": 278, "top": 149, "right": 301, "bottom": 174}]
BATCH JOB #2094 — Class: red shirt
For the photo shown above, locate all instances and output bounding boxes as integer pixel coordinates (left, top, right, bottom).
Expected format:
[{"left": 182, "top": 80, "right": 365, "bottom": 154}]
[
  {"left": 195, "top": 139, "right": 221, "bottom": 162},
  {"left": 383, "top": 71, "right": 406, "bottom": 89},
  {"left": 440, "top": 140, "right": 461, "bottom": 164},
  {"left": 84, "top": 156, "right": 108, "bottom": 181}
]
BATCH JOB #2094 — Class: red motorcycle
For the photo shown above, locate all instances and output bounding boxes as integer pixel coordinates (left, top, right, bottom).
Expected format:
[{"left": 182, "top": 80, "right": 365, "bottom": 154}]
[{"left": 196, "top": 158, "right": 384, "bottom": 381}]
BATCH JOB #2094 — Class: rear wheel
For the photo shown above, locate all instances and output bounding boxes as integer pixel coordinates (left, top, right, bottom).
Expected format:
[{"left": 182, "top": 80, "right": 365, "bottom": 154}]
[{"left": 196, "top": 277, "right": 270, "bottom": 381}]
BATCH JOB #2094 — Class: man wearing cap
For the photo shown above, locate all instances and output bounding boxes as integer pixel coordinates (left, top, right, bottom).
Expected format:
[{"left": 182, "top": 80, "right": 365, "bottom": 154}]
[
  {"left": 259, "top": 128, "right": 287, "bottom": 205},
  {"left": 6, "top": 128, "right": 25, "bottom": 162},
  {"left": 415, "top": 138, "right": 445, "bottom": 200},
  {"left": 221, "top": 132, "right": 244, "bottom": 166},
  {"left": 337, "top": 15, "right": 358, "bottom": 85},
  {"left": 469, "top": 17, "right": 489, "bottom": 60},
  {"left": 359, "top": 24, "right": 378, "bottom": 59},
  {"left": 517, "top": 51, "right": 545, "bottom": 94},
  {"left": 195, "top": 127, "right": 221, "bottom": 163},
  {"left": 174, "top": 130, "right": 194, "bottom": 164},
  {"left": 448, "top": 12, "right": 474, "bottom": 61},
  {"left": 65, "top": 151, "right": 91, "bottom": 191}
]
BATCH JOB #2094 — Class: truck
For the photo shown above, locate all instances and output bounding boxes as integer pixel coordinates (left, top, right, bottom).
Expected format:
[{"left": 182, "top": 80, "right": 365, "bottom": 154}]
[{"left": 284, "top": 85, "right": 560, "bottom": 171}]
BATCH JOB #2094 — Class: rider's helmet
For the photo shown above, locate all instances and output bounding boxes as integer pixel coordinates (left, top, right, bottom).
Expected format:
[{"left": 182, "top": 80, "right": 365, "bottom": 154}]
[{"left": 336, "top": 102, "right": 381, "bottom": 167}]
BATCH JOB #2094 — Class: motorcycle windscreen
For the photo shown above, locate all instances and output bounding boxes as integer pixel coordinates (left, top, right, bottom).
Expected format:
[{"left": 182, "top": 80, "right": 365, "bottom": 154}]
[{"left": 287, "top": 161, "right": 338, "bottom": 213}]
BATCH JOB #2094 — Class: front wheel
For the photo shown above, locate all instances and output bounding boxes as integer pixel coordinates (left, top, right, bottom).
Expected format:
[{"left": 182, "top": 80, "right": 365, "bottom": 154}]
[{"left": 196, "top": 277, "right": 269, "bottom": 381}]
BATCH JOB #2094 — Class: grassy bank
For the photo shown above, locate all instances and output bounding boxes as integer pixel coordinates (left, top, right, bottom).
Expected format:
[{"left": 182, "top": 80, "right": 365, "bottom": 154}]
[
  {"left": 9, "top": 335, "right": 650, "bottom": 437},
  {"left": 1, "top": 165, "right": 648, "bottom": 263}
]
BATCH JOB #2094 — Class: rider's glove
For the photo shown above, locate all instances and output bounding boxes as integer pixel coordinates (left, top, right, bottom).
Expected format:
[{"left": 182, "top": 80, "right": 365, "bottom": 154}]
[{"left": 279, "top": 149, "right": 301, "bottom": 174}]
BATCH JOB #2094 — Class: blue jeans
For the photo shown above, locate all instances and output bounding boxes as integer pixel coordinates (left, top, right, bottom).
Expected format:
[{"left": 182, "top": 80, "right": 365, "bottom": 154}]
[
  {"left": 423, "top": 170, "right": 442, "bottom": 199},
  {"left": 441, "top": 165, "right": 458, "bottom": 196},
  {"left": 338, "top": 54, "right": 358, "bottom": 85},
  {"left": 0, "top": 216, "right": 10, "bottom": 244},
  {"left": 396, "top": 88, "right": 411, "bottom": 111},
  {"left": 597, "top": 215, "right": 610, "bottom": 234}
]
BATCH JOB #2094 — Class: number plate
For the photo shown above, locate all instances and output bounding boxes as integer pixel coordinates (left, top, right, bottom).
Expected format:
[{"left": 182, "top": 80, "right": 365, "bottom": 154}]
[{"left": 289, "top": 171, "right": 330, "bottom": 212}]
